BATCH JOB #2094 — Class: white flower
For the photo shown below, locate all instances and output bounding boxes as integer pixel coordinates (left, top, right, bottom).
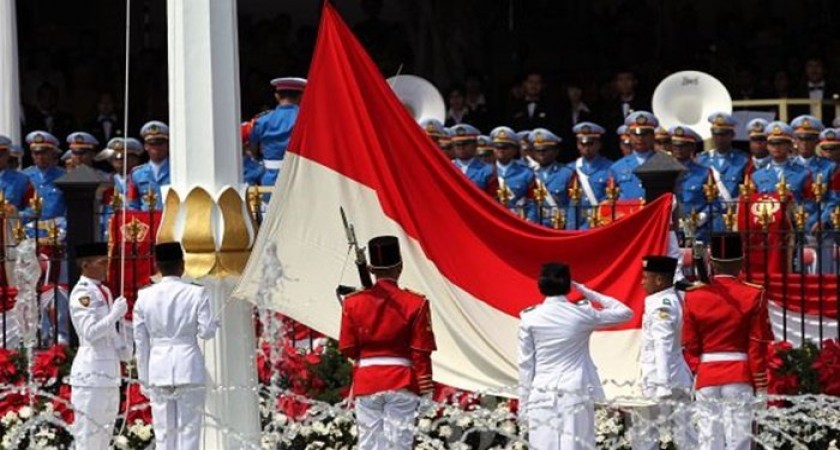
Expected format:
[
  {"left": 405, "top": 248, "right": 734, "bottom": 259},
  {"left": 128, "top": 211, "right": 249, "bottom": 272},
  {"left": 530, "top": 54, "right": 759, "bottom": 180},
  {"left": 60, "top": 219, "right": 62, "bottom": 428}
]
[
  {"left": 17, "top": 406, "right": 32, "bottom": 420},
  {"left": 438, "top": 425, "right": 453, "bottom": 438},
  {"left": 455, "top": 415, "right": 472, "bottom": 427},
  {"left": 1, "top": 411, "right": 18, "bottom": 426},
  {"left": 114, "top": 435, "right": 130, "bottom": 449},
  {"left": 312, "top": 420, "right": 328, "bottom": 435},
  {"left": 418, "top": 418, "right": 432, "bottom": 432},
  {"left": 500, "top": 420, "right": 517, "bottom": 435}
]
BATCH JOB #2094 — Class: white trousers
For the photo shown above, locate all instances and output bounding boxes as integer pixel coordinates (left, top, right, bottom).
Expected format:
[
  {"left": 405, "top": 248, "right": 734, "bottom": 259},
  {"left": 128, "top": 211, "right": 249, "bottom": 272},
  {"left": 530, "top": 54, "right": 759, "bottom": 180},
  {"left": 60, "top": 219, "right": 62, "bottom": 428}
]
[
  {"left": 630, "top": 388, "right": 697, "bottom": 450},
  {"left": 71, "top": 386, "right": 119, "bottom": 450},
  {"left": 527, "top": 398, "right": 595, "bottom": 450},
  {"left": 695, "top": 383, "right": 754, "bottom": 450},
  {"left": 355, "top": 390, "right": 418, "bottom": 450},
  {"left": 149, "top": 385, "right": 206, "bottom": 450}
]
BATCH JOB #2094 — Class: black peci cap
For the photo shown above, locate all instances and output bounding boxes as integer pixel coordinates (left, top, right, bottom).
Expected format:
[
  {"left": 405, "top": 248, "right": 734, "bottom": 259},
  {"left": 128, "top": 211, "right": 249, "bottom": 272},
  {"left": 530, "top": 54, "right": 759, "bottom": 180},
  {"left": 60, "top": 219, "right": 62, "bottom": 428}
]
[{"left": 368, "top": 236, "right": 402, "bottom": 269}]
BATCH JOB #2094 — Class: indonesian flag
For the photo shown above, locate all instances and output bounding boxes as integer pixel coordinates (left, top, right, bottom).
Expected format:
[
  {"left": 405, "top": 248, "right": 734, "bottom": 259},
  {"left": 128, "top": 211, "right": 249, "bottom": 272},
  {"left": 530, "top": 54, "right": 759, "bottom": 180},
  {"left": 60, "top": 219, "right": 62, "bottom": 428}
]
[{"left": 233, "top": 4, "right": 673, "bottom": 396}]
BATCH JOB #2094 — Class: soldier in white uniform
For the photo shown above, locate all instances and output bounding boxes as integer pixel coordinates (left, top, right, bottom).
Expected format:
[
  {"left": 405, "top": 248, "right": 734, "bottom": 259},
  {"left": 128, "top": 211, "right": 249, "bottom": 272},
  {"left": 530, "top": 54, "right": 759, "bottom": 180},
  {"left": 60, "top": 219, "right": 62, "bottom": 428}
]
[
  {"left": 133, "top": 242, "right": 219, "bottom": 450},
  {"left": 68, "top": 242, "right": 131, "bottom": 450},
  {"left": 631, "top": 256, "right": 696, "bottom": 450},
  {"left": 519, "top": 262, "right": 634, "bottom": 450}
]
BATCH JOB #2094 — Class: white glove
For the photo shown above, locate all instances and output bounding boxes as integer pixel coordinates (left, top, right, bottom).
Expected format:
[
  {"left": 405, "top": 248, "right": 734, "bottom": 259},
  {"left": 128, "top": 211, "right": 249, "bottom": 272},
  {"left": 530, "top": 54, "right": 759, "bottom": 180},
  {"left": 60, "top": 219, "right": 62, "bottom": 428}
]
[
  {"left": 109, "top": 297, "right": 128, "bottom": 322},
  {"left": 209, "top": 318, "right": 221, "bottom": 333}
]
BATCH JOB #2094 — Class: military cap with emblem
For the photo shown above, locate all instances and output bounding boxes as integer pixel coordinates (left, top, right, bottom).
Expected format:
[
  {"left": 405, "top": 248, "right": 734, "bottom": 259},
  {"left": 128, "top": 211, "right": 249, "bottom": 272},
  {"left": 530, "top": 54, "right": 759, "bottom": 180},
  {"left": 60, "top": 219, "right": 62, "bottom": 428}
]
[
  {"left": 528, "top": 128, "right": 562, "bottom": 149},
  {"left": 668, "top": 125, "right": 701, "bottom": 145},
  {"left": 819, "top": 128, "right": 840, "bottom": 150},
  {"left": 368, "top": 235, "right": 402, "bottom": 269},
  {"left": 489, "top": 126, "right": 518, "bottom": 146},
  {"left": 25, "top": 130, "right": 60, "bottom": 152},
  {"left": 270, "top": 77, "right": 307, "bottom": 92},
  {"left": 140, "top": 121, "right": 170, "bottom": 141},
  {"left": 641, "top": 255, "right": 678, "bottom": 274},
  {"left": 790, "top": 114, "right": 825, "bottom": 136},
  {"left": 707, "top": 112, "right": 737, "bottom": 135},
  {"left": 66, "top": 131, "right": 100, "bottom": 150},
  {"left": 746, "top": 118, "right": 769, "bottom": 138},
  {"left": 155, "top": 242, "right": 185, "bottom": 263},
  {"left": 572, "top": 121, "right": 605, "bottom": 144},
  {"left": 439, "top": 127, "right": 453, "bottom": 148},
  {"left": 625, "top": 111, "right": 659, "bottom": 135},
  {"left": 655, "top": 126, "right": 671, "bottom": 142},
  {"left": 60, "top": 150, "right": 72, "bottom": 161},
  {"left": 764, "top": 121, "right": 794, "bottom": 142},
  {"left": 420, "top": 118, "right": 446, "bottom": 138},
  {"left": 709, "top": 232, "right": 743, "bottom": 261},
  {"left": 476, "top": 135, "right": 494, "bottom": 155},
  {"left": 95, "top": 137, "right": 145, "bottom": 161},
  {"left": 76, "top": 242, "right": 109, "bottom": 259},
  {"left": 0, "top": 135, "right": 12, "bottom": 151},
  {"left": 449, "top": 124, "right": 481, "bottom": 143}
]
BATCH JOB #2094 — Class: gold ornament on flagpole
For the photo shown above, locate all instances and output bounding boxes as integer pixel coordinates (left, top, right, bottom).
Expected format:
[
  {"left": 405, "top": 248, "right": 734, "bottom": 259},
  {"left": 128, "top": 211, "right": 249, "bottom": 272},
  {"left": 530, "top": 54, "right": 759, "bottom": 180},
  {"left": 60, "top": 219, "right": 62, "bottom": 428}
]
[
  {"left": 144, "top": 187, "right": 158, "bottom": 212},
  {"left": 551, "top": 209, "right": 566, "bottom": 230},
  {"left": 739, "top": 178, "right": 756, "bottom": 197},
  {"left": 775, "top": 173, "right": 789, "bottom": 200},
  {"left": 794, "top": 204, "right": 807, "bottom": 231},
  {"left": 246, "top": 187, "right": 261, "bottom": 224},
  {"left": 723, "top": 205, "right": 737, "bottom": 231},
  {"left": 831, "top": 206, "right": 840, "bottom": 230},
  {"left": 703, "top": 172, "right": 719, "bottom": 202},
  {"left": 496, "top": 179, "right": 512, "bottom": 205},
  {"left": 568, "top": 176, "right": 582, "bottom": 205},
  {"left": 532, "top": 180, "right": 548, "bottom": 208},
  {"left": 813, "top": 173, "right": 827, "bottom": 202}
]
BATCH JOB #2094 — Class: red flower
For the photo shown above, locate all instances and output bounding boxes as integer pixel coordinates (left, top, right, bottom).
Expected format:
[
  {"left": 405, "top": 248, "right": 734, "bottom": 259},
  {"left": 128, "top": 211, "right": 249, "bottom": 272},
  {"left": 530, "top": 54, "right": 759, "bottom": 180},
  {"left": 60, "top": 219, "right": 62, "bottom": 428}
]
[
  {"left": 277, "top": 394, "right": 309, "bottom": 419},
  {"left": 122, "top": 382, "right": 152, "bottom": 424},
  {"left": 768, "top": 341, "right": 793, "bottom": 371},
  {"left": 0, "top": 348, "right": 19, "bottom": 384},
  {"left": 32, "top": 345, "right": 67, "bottom": 386},
  {"left": 769, "top": 373, "right": 800, "bottom": 395},
  {"left": 52, "top": 384, "right": 74, "bottom": 424},
  {"left": 813, "top": 340, "right": 840, "bottom": 396},
  {"left": 0, "top": 389, "right": 27, "bottom": 417}
]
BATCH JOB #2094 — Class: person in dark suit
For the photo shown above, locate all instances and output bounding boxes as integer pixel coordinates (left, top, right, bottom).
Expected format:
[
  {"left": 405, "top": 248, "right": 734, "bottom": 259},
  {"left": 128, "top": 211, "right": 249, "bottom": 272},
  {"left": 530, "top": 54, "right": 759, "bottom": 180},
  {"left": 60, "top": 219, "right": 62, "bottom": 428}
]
[
  {"left": 444, "top": 84, "right": 487, "bottom": 131},
  {"left": 87, "top": 92, "right": 123, "bottom": 144},
  {"left": 509, "top": 70, "right": 562, "bottom": 132},
  {"left": 25, "top": 82, "right": 75, "bottom": 142},
  {"left": 557, "top": 81, "right": 594, "bottom": 145},
  {"left": 791, "top": 57, "right": 836, "bottom": 124},
  {"left": 598, "top": 69, "right": 651, "bottom": 161}
]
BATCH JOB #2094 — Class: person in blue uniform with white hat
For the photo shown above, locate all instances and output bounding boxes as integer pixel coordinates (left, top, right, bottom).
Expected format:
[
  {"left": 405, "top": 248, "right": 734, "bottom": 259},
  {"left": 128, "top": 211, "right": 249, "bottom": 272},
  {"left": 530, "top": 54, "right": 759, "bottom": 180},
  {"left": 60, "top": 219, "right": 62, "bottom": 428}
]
[
  {"left": 130, "top": 121, "right": 170, "bottom": 211},
  {"left": 97, "top": 137, "right": 145, "bottom": 238},
  {"left": 492, "top": 126, "right": 537, "bottom": 222},
  {"left": 617, "top": 125, "right": 632, "bottom": 156},
  {"left": 669, "top": 126, "right": 713, "bottom": 239},
  {"left": 22, "top": 131, "right": 66, "bottom": 220},
  {"left": 608, "top": 111, "right": 658, "bottom": 201},
  {"left": 0, "top": 135, "right": 34, "bottom": 210},
  {"left": 250, "top": 77, "right": 306, "bottom": 187},
  {"left": 66, "top": 131, "right": 109, "bottom": 178},
  {"left": 450, "top": 123, "right": 495, "bottom": 193},
  {"left": 529, "top": 128, "right": 574, "bottom": 228},
  {"left": 791, "top": 115, "right": 834, "bottom": 182},
  {"left": 695, "top": 112, "right": 749, "bottom": 231},
  {"left": 567, "top": 122, "right": 612, "bottom": 229},
  {"left": 745, "top": 118, "right": 771, "bottom": 179},
  {"left": 751, "top": 122, "right": 812, "bottom": 202}
]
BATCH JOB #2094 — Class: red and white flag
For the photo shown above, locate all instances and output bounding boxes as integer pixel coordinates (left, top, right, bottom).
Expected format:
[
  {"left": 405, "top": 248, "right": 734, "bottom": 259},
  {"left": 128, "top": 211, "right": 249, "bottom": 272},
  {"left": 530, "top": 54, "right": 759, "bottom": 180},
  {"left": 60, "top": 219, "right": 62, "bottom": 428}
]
[{"left": 233, "top": 4, "right": 673, "bottom": 395}]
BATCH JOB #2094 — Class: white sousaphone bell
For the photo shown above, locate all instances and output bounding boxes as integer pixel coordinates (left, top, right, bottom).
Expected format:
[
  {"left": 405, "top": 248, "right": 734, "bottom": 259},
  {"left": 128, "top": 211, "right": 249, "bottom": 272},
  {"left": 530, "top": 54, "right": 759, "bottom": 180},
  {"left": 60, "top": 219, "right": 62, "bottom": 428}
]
[
  {"left": 652, "top": 70, "right": 733, "bottom": 141},
  {"left": 386, "top": 75, "right": 446, "bottom": 124}
]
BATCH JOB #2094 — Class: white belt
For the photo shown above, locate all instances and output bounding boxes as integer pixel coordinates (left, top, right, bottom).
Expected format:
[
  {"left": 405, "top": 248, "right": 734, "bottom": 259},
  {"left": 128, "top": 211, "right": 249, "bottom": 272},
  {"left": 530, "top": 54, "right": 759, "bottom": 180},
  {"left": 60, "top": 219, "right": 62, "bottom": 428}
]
[
  {"left": 264, "top": 159, "right": 283, "bottom": 170},
  {"left": 700, "top": 352, "right": 748, "bottom": 363},
  {"left": 358, "top": 356, "right": 412, "bottom": 367},
  {"left": 152, "top": 337, "right": 196, "bottom": 346}
]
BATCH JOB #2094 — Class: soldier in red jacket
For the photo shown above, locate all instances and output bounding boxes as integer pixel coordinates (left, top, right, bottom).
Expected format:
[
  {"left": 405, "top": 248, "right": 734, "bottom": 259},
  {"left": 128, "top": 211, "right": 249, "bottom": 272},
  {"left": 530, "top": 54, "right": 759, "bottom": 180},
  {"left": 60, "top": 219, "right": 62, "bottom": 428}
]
[
  {"left": 339, "top": 235, "right": 436, "bottom": 450},
  {"left": 682, "top": 232, "right": 772, "bottom": 450}
]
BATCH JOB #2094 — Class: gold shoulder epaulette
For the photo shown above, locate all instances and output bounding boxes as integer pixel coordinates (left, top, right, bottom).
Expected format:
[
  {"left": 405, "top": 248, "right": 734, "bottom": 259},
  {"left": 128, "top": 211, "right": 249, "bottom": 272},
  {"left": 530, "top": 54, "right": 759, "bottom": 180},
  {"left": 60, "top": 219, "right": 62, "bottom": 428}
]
[
  {"left": 742, "top": 281, "right": 764, "bottom": 290},
  {"left": 685, "top": 282, "right": 707, "bottom": 291}
]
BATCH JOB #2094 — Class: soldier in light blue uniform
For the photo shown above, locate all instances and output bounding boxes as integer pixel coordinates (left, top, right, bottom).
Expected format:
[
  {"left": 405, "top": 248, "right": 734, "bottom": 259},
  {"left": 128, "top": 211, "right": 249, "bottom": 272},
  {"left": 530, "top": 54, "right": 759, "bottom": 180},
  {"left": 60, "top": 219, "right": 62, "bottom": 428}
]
[
  {"left": 0, "top": 135, "right": 34, "bottom": 210},
  {"left": 752, "top": 122, "right": 812, "bottom": 202},
  {"left": 250, "top": 77, "right": 306, "bottom": 186},
  {"left": 791, "top": 115, "right": 834, "bottom": 183},
  {"left": 669, "top": 126, "right": 713, "bottom": 239},
  {"left": 617, "top": 125, "right": 632, "bottom": 156},
  {"left": 567, "top": 122, "right": 612, "bottom": 229},
  {"left": 66, "top": 132, "right": 110, "bottom": 179},
  {"left": 609, "top": 111, "right": 658, "bottom": 201},
  {"left": 421, "top": 118, "right": 449, "bottom": 155},
  {"left": 695, "top": 112, "right": 749, "bottom": 230},
  {"left": 450, "top": 124, "right": 495, "bottom": 194},
  {"left": 96, "top": 138, "right": 145, "bottom": 238},
  {"left": 817, "top": 129, "right": 840, "bottom": 271},
  {"left": 22, "top": 131, "right": 66, "bottom": 221},
  {"left": 476, "top": 135, "right": 495, "bottom": 165},
  {"left": 491, "top": 126, "right": 537, "bottom": 222},
  {"left": 130, "top": 121, "right": 170, "bottom": 211},
  {"left": 528, "top": 128, "right": 574, "bottom": 228},
  {"left": 745, "top": 118, "right": 771, "bottom": 178}
]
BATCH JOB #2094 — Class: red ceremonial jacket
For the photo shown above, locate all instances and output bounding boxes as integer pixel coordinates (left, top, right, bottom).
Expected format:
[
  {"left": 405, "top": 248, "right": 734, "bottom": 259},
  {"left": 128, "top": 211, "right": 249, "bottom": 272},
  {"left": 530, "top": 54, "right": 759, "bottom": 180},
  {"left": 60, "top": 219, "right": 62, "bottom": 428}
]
[
  {"left": 682, "top": 275, "right": 772, "bottom": 390},
  {"left": 338, "top": 279, "right": 436, "bottom": 396}
]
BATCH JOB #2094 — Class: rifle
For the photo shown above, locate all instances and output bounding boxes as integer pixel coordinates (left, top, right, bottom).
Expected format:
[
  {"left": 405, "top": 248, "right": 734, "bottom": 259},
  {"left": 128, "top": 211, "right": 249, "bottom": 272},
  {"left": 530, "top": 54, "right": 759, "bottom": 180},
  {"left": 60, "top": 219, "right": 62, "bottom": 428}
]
[
  {"left": 340, "top": 207, "right": 373, "bottom": 289},
  {"left": 693, "top": 240, "right": 710, "bottom": 284}
]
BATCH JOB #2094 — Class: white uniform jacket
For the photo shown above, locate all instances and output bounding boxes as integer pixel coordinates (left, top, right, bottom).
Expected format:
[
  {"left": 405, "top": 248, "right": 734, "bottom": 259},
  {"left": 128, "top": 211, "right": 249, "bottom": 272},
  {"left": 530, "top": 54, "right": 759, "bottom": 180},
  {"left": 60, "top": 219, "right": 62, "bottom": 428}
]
[
  {"left": 518, "top": 289, "right": 634, "bottom": 416},
  {"left": 639, "top": 287, "right": 693, "bottom": 397},
  {"left": 133, "top": 276, "right": 217, "bottom": 387},
  {"left": 69, "top": 275, "right": 129, "bottom": 387}
]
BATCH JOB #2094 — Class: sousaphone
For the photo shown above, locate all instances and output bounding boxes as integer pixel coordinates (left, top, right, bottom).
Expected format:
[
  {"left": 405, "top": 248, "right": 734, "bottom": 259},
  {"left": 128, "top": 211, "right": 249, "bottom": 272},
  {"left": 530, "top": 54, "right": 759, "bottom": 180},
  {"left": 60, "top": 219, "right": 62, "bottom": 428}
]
[
  {"left": 386, "top": 75, "right": 446, "bottom": 124},
  {"left": 652, "top": 71, "right": 732, "bottom": 140}
]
